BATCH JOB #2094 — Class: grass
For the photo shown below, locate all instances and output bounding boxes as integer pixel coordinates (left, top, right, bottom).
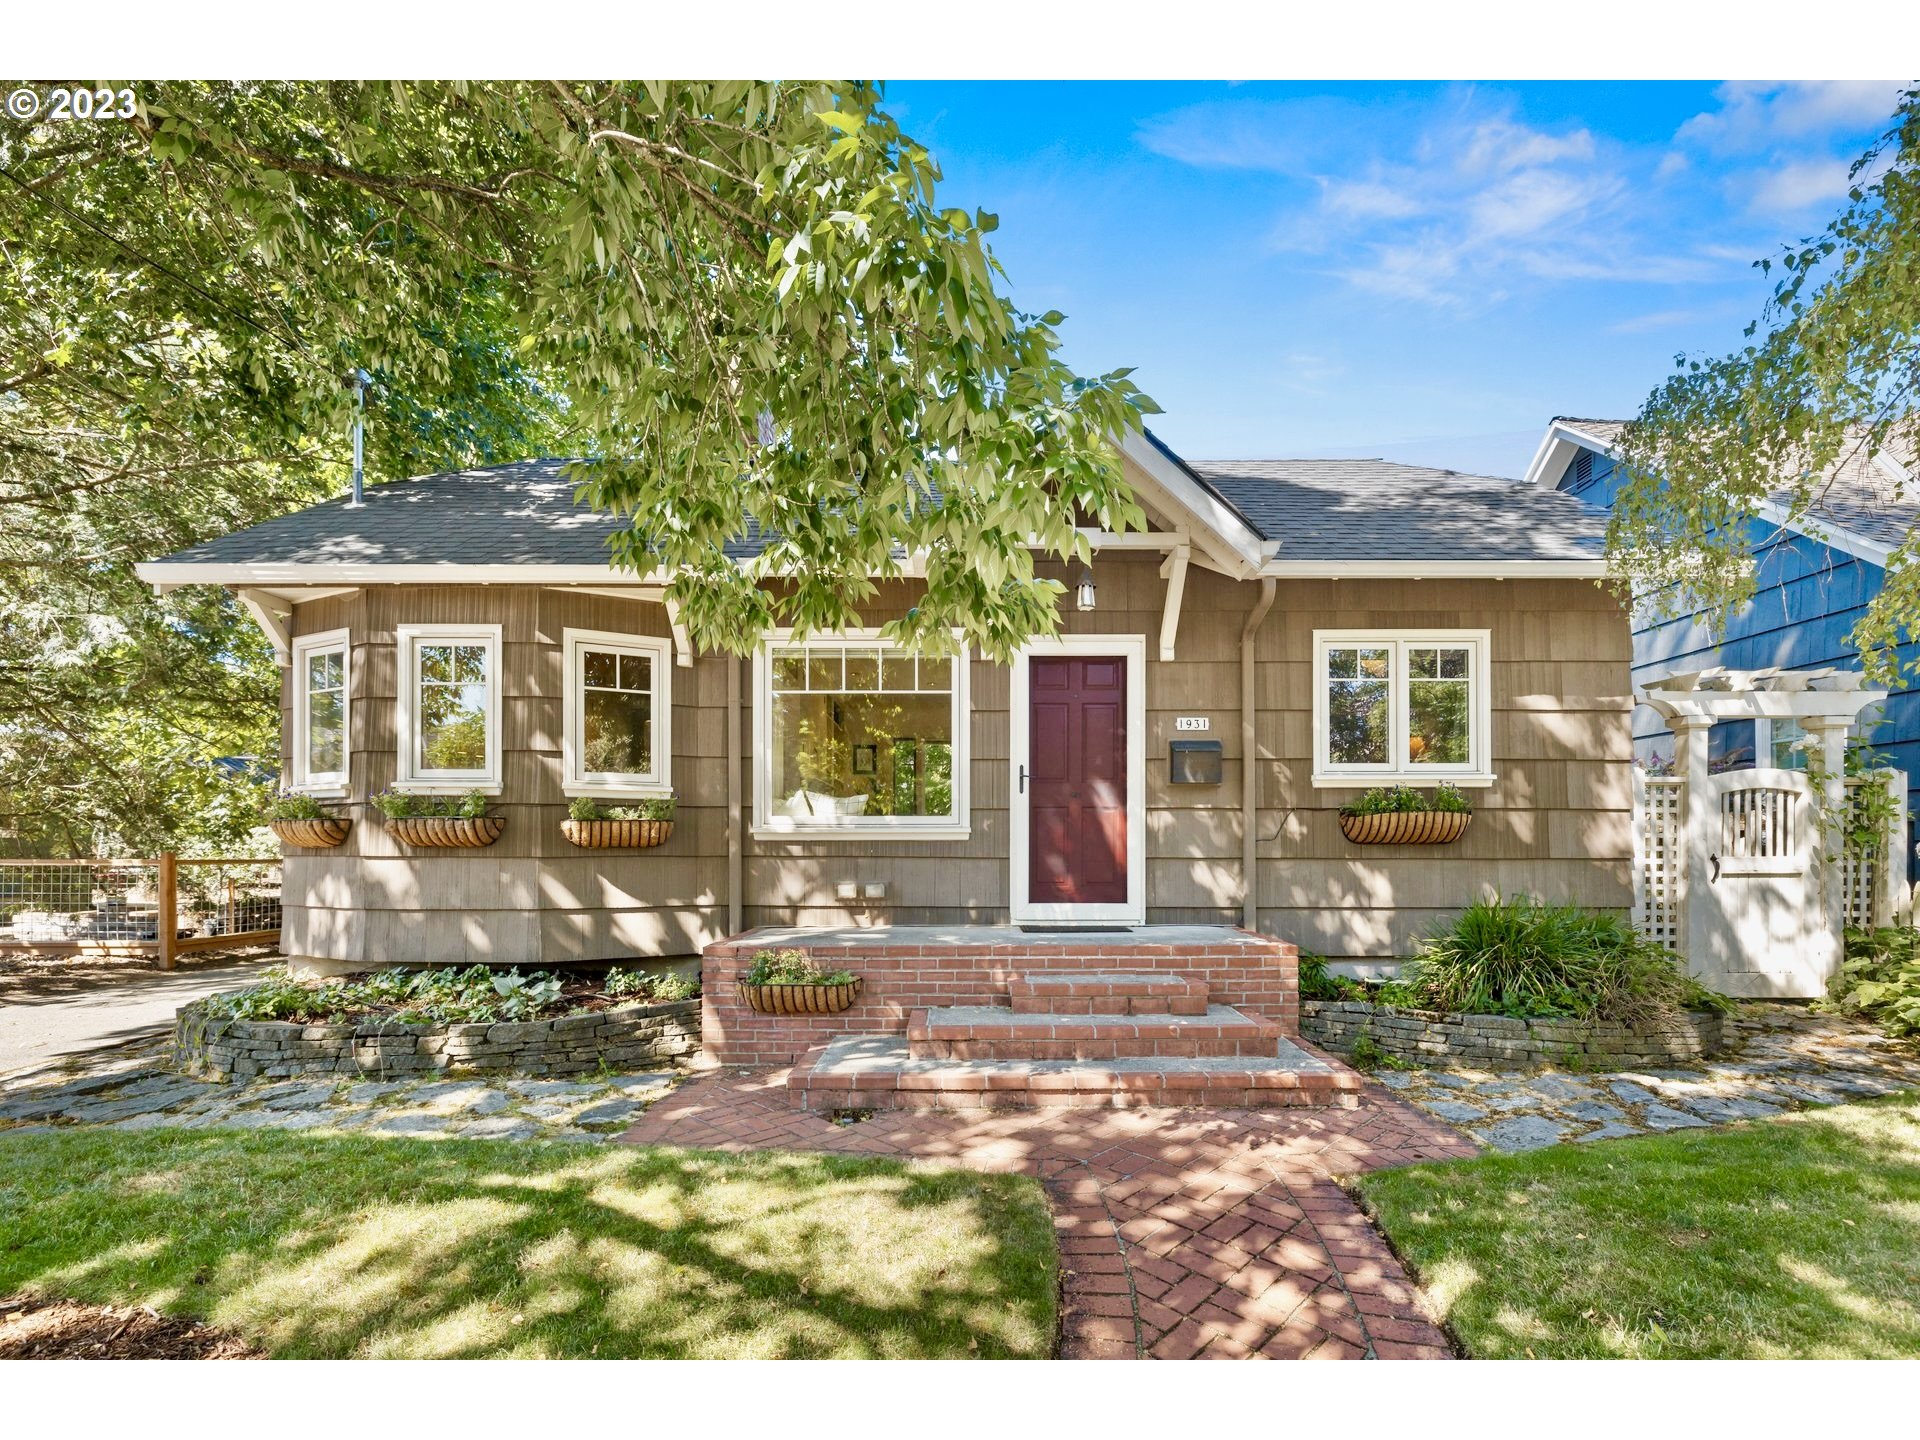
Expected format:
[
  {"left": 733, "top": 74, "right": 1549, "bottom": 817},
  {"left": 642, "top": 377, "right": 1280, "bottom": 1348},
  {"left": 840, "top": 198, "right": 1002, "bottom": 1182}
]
[
  {"left": 1357, "top": 1092, "right": 1920, "bottom": 1358},
  {"left": 0, "top": 1128, "right": 1057, "bottom": 1359}
]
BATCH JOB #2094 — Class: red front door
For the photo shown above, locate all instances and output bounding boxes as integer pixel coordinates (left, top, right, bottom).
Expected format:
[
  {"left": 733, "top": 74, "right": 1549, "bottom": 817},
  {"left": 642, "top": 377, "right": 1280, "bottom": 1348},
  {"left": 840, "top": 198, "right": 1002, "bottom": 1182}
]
[{"left": 1026, "top": 655, "right": 1128, "bottom": 905}]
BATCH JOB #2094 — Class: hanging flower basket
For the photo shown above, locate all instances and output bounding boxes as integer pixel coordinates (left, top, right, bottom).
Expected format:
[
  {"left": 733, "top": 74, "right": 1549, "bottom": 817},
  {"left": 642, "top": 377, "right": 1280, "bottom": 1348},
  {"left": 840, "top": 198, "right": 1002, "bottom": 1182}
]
[
  {"left": 561, "top": 817, "right": 673, "bottom": 849},
  {"left": 1338, "top": 810, "right": 1471, "bottom": 846},
  {"left": 387, "top": 816, "right": 507, "bottom": 849},
  {"left": 270, "top": 817, "right": 351, "bottom": 849},
  {"left": 736, "top": 979, "right": 862, "bottom": 1015}
]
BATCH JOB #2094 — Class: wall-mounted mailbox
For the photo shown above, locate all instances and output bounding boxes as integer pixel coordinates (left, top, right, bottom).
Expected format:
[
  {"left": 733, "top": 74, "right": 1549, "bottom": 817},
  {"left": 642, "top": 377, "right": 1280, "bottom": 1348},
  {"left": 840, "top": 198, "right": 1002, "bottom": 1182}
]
[{"left": 1169, "top": 739, "right": 1224, "bottom": 785}]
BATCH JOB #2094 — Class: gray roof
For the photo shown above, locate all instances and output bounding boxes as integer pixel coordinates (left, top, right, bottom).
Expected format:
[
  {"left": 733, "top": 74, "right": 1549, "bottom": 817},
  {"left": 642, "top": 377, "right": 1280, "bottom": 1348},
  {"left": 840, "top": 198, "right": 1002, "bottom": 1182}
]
[
  {"left": 1189, "top": 458, "right": 1609, "bottom": 561},
  {"left": 149, "top": 459, "right": 765, "bottom": 568},
  {"left": 151, "top": 448, "right": 1612, "bottom": 573},
  {"left": 1555, "top": 417, "right": 1919, "bottom": 550}
]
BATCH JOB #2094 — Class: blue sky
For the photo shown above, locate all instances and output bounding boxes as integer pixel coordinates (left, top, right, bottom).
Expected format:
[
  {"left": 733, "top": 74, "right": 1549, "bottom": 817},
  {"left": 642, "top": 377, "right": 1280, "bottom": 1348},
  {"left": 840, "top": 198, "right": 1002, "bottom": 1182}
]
[{"left": 885, "top": 80, "right": 1906, "bottom": 477}]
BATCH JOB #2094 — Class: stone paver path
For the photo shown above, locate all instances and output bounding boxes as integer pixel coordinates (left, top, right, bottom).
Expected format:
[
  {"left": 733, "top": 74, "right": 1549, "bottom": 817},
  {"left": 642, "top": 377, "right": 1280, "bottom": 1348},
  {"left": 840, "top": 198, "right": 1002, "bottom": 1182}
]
[
  {"left": 1372, "top": 1003, "right": 1920, "bottom": 1152},
  {"left": 0, "top": 1033, "right": 687, "bottom": 1143},
  {"left": 619, "top": 1068, "right": 1476, "bottom": 1360}
]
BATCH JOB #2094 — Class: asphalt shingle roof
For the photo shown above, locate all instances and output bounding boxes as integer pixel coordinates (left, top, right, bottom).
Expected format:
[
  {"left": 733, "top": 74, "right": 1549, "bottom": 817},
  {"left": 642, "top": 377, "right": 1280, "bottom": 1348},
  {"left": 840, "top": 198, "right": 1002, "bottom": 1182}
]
[
  {"left": 1554, "top": 417, "right": 1920, "bottom": 550},
  {"left": 1188, "top": 458, "right": 1609, "bottom": 562},
  {"left": 150, "top": 459, "right": 765, "bottom": 568},
  {"left": 151, "top": 449, "right": 1615, "bottom": 572}
]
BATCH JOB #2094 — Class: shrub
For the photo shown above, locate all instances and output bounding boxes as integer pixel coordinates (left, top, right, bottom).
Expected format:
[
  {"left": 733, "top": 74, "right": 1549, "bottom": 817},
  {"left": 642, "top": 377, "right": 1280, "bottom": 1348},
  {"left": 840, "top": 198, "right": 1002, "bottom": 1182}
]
[
  {"left": 568, "top": 794, "right": 677, "bottom": 822},
  {"left": 208, "top": 964, "right": 571, "bottom": 1025},
  {"left": 1298, "top": 951, "right": 1368, "bottom": 1001},
  {"left": 1401, "top": 896, "right": 1728, "bottom": 1025},
  {"left": 264, "top": 791, "right": 328, "bottom": 821},
  {"left": 742, "top": 948, "right": 855, "bottom": 986},
  {"left": 604, "top": 966, "right": 700, "bottom": 1003},
  {"left": 1339, "top": 782, "right": 1470, "bottom": 817},
  {"left": 372, "top": 789, "right": 490, "bottom": 820},
  {"left": 1827, "top": 927, "right": 1920, "bottom": 1036}
]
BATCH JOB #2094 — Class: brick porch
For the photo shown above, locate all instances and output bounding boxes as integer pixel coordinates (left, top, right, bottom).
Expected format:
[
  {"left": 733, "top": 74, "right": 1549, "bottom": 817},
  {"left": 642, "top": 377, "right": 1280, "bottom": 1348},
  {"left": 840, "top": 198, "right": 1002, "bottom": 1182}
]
[
  {"left": 621, "top": 1068, "right": 1477, "bottom": 1359},
  {"left": 702, "top": 924, "right": 1300, "bottom": 1067}
]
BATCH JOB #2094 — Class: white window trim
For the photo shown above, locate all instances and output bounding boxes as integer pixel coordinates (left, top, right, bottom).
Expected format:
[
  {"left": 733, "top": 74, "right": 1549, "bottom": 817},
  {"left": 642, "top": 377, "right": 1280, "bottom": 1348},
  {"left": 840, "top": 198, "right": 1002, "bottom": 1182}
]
[
  {"left": 751, "top": 628, "right": 971, "bottom": 841},
  {"left": 1312, "top": 629, "right": 1495, "bottom": 788},
  {"left": 562, "top": 627, "right": 673, "bottom": 799},
  {"left": 395, "top": 623, "right": 503, "bottom": 794},
  {"left": 290, "top": 627, "right": 350, "bottom": 797}
]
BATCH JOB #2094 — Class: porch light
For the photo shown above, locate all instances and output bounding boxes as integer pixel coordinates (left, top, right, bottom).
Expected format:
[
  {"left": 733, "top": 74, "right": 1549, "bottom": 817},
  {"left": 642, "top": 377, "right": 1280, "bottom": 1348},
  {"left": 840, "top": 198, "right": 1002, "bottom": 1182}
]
[{"left": 1077, "top": 566, "right": 1097, "bottom": 612}]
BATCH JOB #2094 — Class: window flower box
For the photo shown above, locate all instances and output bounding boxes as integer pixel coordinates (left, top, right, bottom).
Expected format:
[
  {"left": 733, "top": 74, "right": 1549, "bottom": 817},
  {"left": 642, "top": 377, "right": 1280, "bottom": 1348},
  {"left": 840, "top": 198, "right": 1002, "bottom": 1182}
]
[
  {"left": 270, "top": 817, "right": 352, "bottom": 849},
  {"left": 1337, "top": 809, "right": 1471, "bottom": 846},
  {"left": 387, "top": 815, "right": 506, "bottom": 849},
  {"left": 561, "top": 818, "right": 673, "bottom": 849}
]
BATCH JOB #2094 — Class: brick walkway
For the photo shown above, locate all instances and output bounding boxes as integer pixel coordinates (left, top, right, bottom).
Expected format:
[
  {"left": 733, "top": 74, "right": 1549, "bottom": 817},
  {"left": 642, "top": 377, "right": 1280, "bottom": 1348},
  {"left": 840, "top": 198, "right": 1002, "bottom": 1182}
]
[{"left": 620, "top": 1068, "right": 1476, "bottom": 1359}]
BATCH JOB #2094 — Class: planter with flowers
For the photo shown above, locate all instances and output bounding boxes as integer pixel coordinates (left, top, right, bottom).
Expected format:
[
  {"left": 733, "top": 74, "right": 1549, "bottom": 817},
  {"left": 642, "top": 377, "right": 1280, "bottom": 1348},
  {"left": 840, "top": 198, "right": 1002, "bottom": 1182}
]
[
  {"left": 1337, "top": 782, "right": 1472, "bottom": 846},
  {"left": 736, "top": 947, "right": 861, "bottom": 1015},
  {"left": 561, "top": 793, "right": 676, "bottom": 849},
  {"left": 373, "top": 788, "right": 505, "bottom": 848},
  {"left": 266, "top": 792, "right": 351, "bottom": 849}
]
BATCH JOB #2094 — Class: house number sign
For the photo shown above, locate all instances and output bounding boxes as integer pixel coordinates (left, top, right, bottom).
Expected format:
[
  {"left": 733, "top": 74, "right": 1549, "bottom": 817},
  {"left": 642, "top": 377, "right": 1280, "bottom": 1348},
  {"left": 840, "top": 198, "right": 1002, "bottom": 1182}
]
[{"left": 1174, "top": 716, "right": 1210, "bottom": 732}]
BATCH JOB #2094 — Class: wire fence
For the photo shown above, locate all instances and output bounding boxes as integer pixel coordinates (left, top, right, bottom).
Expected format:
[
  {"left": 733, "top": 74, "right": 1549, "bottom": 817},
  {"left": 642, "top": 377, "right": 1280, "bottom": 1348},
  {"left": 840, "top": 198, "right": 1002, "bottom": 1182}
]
[{"left": 0, "top": 855, "right": 281, "bottom": 966}]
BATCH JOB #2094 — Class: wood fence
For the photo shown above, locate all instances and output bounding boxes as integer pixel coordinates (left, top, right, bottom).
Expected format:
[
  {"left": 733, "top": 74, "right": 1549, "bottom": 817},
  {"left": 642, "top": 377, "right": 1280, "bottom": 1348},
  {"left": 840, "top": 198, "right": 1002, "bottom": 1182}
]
[{"left": 0, "top": 855, "right": 282, "bottom": 970}]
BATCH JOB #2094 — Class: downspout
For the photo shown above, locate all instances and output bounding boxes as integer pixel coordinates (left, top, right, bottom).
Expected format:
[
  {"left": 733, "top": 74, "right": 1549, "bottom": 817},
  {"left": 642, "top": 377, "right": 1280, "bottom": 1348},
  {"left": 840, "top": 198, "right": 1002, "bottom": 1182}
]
[
  {"left": 726, "top": 654, "right": 744, "bottom": 937},
  {"left": 1240, "top": 578, "right": 1277, "bottom": 931}
]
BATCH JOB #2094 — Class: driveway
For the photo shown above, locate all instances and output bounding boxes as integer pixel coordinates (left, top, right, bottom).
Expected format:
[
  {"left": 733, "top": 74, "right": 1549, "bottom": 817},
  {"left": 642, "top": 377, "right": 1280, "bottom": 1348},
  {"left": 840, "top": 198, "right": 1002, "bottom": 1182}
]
[{"left": 0, "top": 960, "right": 269, "bottom": 1077}]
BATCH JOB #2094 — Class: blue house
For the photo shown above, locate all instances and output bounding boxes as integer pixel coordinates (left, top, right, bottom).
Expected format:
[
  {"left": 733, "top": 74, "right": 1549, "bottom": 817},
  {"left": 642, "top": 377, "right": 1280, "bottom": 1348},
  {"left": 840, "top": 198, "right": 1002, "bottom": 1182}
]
[{"left": 1524, "top": 417, "right": 1920, "bottom": 874}]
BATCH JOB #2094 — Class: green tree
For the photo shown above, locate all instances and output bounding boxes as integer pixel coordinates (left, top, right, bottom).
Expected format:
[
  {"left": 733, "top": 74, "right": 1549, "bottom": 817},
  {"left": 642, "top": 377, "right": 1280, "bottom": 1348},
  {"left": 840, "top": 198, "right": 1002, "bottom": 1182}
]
[
  {"left": 1607, "top": 87, "right": 1919, "bottom": 682},
  {"left": 2, "top": 81, "right": 1151, "bottom": 850}
]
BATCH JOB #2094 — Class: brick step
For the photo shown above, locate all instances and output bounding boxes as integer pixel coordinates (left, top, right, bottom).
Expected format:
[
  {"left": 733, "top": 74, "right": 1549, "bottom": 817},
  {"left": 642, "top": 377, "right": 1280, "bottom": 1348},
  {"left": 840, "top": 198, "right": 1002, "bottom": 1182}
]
[
  {"left": 1006, "top": 971, "right": 1209, "bottom": 1015},
  {"left": 788, "top": 1035, "right": 1363, "bottom": 1111},
  {"left": 907, "top": 1004, "right": 1282, "bottom": 1061}
]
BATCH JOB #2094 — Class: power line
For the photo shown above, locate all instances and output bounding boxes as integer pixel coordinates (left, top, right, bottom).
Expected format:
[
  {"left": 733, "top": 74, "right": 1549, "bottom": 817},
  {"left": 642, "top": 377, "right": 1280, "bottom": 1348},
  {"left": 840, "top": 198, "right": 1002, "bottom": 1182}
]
[{"left": 0, "top": 163, "right": 323, "bottom": 371}]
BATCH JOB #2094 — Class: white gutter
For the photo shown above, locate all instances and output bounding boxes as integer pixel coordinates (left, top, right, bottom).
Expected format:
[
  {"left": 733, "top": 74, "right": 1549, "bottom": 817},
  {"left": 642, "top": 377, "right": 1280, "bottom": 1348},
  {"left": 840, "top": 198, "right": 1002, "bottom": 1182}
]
[{"left": 1257, "top": 558, "right": 1609, "bottom": 579}]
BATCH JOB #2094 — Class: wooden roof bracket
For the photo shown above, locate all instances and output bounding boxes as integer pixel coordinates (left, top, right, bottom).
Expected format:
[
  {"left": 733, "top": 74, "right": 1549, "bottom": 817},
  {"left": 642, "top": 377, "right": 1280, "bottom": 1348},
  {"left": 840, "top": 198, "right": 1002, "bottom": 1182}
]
[{"left": 233, "top": 588, "right": 293, "bottom": 667}]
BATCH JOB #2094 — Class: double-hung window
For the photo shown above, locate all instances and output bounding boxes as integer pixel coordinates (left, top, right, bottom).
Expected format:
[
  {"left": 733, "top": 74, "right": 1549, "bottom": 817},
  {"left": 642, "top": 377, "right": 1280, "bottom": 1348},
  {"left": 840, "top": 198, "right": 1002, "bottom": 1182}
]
[
  {"left": 1313, "top": 630, "right": 1492, "bottom": 785},
  {"left": 563, "top": 629, "right": 672, "bottom": 797},
  {"left": 396, "top": 624, "right": 502, "bottom": 791},
  {"left": 291, "top": 628, "right": 350, "bottom": 794},
  {"left": 752, "top": 633, "right": 970, "bottom": 838}
]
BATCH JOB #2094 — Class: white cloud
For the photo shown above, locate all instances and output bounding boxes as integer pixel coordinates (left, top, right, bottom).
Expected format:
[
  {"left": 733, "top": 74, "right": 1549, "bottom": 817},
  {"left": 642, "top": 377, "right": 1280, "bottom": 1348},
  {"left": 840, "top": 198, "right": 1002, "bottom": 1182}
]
[
  {"left": 1744, "top": 156, "right": 1860, "bottom": 214},
  {"left": 1676, "top": 81, "right": 1904, "bottom": 154}
]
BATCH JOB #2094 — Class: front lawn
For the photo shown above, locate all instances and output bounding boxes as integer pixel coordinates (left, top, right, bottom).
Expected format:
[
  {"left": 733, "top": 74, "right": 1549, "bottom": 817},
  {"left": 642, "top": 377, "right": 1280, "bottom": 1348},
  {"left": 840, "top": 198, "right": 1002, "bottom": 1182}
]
[
  {"left": 0, "top": 1129, "right": 1056, "bottom": 1359},
  {"left": 1358, "top": 1092, "right": 1920, "bottom": 1358}
]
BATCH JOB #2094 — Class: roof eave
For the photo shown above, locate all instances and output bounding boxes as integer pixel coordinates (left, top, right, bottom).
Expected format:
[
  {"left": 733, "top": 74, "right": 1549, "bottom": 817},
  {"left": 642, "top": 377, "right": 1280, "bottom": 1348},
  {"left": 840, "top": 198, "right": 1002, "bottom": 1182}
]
[{"left": 1256, "top": 558, "right": 1611, "bottom": 579}]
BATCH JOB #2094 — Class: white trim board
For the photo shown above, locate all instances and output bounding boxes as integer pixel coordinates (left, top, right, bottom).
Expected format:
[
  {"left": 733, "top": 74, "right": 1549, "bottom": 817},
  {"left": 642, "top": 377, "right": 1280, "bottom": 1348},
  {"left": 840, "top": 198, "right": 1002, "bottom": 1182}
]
[
  {"left": 561, "top": 627, "right": 673, "bottom": 800},
  {"left": 393, "top": 623, "right": 504, "bottom": 794},
  {"left": 1523, "top": 419, "right": 1897, "bottom": 569},
  {"left": 1008, "top": 633, "right": 1148, "bottom": 927}
]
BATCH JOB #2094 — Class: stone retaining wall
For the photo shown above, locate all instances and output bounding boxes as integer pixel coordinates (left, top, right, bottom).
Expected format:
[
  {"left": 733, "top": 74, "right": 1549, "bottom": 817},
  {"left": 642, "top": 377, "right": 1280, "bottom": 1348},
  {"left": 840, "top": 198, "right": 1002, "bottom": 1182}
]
[
  {"left": 1301, "top": 999, "right": 1725, "bottom": 1070},
  {"left": 175, "top": 998, "right": 701, "bottom": 1080}
]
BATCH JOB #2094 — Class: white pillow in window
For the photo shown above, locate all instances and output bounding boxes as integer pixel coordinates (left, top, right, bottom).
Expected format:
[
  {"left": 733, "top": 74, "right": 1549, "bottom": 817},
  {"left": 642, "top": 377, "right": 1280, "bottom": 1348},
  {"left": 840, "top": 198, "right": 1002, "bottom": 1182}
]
[
  {"left": 831, "top": 794, "right": 869, "bottom": 816},
  {"left": 782, "top": 790, "right": 813, "bottom": 819}
]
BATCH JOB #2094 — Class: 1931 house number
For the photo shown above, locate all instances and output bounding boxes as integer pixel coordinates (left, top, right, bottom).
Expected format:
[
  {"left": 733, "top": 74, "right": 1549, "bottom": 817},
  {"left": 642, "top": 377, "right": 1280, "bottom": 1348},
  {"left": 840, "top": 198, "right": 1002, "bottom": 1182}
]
[{"left": 1174, "top": 716, "right": 1210, "bottom": 732}]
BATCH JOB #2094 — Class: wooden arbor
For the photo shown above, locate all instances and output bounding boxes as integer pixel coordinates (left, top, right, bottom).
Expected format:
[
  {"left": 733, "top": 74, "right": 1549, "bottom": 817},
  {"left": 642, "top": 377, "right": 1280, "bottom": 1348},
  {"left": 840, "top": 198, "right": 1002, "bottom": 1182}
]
[{"left": 1638, "top": 667, "right": 1901, "bottom": 998}]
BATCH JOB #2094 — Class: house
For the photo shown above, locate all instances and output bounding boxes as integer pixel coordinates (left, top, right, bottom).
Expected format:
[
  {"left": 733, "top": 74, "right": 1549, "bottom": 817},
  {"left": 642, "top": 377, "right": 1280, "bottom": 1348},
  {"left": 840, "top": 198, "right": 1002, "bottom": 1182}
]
[
  {"left": 135, "top": 429, "right": 1632, "bottom": 999},
  {"left": 1525, "top": 417, "right": 1920, "bottom": 875}
]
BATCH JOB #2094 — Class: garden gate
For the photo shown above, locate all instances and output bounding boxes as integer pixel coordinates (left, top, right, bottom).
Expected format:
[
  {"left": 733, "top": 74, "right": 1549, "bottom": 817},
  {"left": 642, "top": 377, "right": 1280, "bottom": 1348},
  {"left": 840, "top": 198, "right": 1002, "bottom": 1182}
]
[{"left": 1634, "top": 668, "right": 1904, "bottom": 998}]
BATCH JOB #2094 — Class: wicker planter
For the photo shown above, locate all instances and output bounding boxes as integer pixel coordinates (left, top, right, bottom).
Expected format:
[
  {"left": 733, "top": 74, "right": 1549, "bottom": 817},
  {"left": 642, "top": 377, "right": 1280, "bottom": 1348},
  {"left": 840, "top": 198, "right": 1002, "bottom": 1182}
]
[
  {"left": 386, "top": 815, "right": 506, "bottom": 849},
  {"left": 270, "top": 817, "right": 351, "bottom": 849},
  {"left": 1338, "top": 809, "right": 1471, "bottom": 846},
  {"left": 737, "top": 978, "right": 862, "bottom": 1015},
  {"left": 560, "top": 818, "right": 673, "bottom": 849}
]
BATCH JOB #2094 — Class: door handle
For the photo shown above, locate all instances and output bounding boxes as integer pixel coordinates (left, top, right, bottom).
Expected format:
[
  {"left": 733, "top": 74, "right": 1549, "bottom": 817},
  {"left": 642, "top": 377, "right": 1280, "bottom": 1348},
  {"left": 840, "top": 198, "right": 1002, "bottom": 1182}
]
[
  {"left": 1018, "top": 764, "right": 1028, "bottom": 794},
  {"left": 1709, "top": 854, "right": 1721, "bottom": 884}
]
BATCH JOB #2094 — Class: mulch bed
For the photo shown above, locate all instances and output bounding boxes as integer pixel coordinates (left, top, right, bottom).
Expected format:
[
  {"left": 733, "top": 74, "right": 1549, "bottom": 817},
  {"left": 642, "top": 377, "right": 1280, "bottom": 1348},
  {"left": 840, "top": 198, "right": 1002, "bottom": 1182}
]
[{"left": 0, "top": 1295, "right": 260, "bottom": 1360}]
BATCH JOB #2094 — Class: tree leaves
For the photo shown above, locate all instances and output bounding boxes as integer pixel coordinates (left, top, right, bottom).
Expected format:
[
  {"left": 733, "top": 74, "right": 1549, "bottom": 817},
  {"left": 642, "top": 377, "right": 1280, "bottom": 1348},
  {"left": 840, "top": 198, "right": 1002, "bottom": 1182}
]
[{"left": 1609, "top": 87, "right": 1920, "bottom": 685}]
